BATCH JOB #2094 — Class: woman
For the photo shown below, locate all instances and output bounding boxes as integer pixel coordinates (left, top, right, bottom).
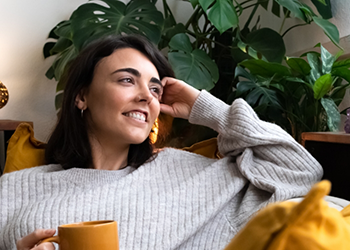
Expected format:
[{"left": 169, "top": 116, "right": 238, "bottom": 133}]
[{"left": 0, "top": 35, "right": 322, "bottom": 250}]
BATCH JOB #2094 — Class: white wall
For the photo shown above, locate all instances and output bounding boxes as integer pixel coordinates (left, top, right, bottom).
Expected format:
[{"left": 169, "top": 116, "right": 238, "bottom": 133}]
[
  {"left": 0, "top": 0, "right": 349, "bottom": 145},
  {"left": 0, "top": 0, "right": 88, "bottom": 142}
]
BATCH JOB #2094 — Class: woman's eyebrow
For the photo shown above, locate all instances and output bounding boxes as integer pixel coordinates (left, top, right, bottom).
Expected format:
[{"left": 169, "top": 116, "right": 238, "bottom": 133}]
[
  {"left": 111, "top": 68, "right": 140, "bottom": 77},
  {"left": 150, "top": 77, "right": 163, "bottom": 89},
  {"left": 112, "top": 68, "right": 162, "bottom": 88}
]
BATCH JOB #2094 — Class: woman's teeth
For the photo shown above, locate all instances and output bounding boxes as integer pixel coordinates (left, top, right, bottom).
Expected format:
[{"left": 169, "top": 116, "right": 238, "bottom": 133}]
[{"left": 125, "top": 112, "right": 146, "bottom": 122}]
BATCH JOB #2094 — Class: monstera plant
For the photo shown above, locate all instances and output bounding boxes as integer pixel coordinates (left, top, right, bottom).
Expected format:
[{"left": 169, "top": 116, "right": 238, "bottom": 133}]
[{"left": 43, "top": 0, "right": 341, "bottom": 146}]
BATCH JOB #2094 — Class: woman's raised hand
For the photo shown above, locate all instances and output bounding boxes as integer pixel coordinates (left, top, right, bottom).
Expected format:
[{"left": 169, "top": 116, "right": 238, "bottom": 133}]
[
  {"left": 16, "top": 229, "right": 55, "bottom": 250},
  {"left": 160, "top": 77, "right": 200, "bottom": 119}
]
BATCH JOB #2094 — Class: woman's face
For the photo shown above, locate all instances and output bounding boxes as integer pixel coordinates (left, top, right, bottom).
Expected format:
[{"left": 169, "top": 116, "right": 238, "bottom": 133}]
[{"left": 79, "top": 48, "right": 162, "bottom": 147}]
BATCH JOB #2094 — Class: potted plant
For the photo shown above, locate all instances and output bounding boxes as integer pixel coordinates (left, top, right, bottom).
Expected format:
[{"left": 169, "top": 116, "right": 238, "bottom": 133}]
[{"left": 43, "top": 0, "right": 340, "bottom": 146}]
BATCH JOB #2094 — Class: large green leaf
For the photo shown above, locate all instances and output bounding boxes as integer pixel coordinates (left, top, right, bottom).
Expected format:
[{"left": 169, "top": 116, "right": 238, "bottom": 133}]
[
  {"left": 313, "top": 73, "right": 333, "bottom": 99},
  {"left": 234, "top": 65, "right": 257, "bottom": 82},
  {"left": 312, "top": 16, "right": 340, "bottom": 47},
  {"left": 168, "top": 33, "right": 218, "bottom": 90},
  {"left": 245, "top": 28, "right": 286, "bottom": 63},
  {"left": 321, "top": 45, "right": 335, "bottom": 74},
  {"left": 240, "top": 59, "right": 292, "bottom": 78},
  {"left": 43, "top": 42, "right": 56, "bottom": 58},
  {"left": 275, "top": 0, "right": 307, "bottom": 22},
  {"left": 286, "top": 57, "right": 311, "bottom": 75},
  {"left": 199, "top": 0, "right": 238, "bottom": 33},
  {"left": 332, "top": 68, "right": 350, "bottom": 83},
  {"left": 311, "top": 0, "right": 332, "bottom": 19},
  {"left": 235, "top": 72, "right": 282, "bottom": 109},
  {"left": 332, "top": 58, "right": 350, "bottom": 70},
  {"left": 321, "top": 97, "right": 340, "bottom": 131},
  {"left": 70, "top": 0, "right": 164, "bottom": 50},
  {"left": 43, "top": 20, "right": 73, "bottom": 58},
  {"left": 51, "top": 44, "right": 78, "bottom": 81},
  {"left": 168, "top": 33, "right": 192, "bottom": 53}
]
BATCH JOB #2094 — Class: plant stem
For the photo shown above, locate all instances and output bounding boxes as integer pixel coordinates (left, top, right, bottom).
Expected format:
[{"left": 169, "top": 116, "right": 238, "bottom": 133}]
[
  {"left": 243, "top": 3, "right": 259, "bottom": 31},
  {"left": 185, "top": 6, "right": 201, "bottom": 29},
  {"left": 281, "top": 23, "right": 308, "bottom": 37},
  {"left": 279, "top": 10, "right": 290, "bottom": 34}
]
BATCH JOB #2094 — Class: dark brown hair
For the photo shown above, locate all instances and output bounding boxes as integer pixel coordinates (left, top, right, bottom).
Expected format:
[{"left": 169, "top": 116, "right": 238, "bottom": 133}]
[{"left": 45, "top": 34, "right": 175, "bottom": 169}]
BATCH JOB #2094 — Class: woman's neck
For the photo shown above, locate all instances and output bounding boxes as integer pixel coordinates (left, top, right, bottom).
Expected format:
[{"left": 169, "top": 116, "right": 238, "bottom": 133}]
[{"left": 88, "top": 135, "right": 130, "bottom": 170}]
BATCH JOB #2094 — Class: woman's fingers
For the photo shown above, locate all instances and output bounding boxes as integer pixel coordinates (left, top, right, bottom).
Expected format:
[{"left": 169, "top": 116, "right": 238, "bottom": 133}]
[
  {"left": 16, "top": 229, "right": 55, "bottom": 250},
  {"left": 161, "top": 77, "right": 200, "bottom": 119}
]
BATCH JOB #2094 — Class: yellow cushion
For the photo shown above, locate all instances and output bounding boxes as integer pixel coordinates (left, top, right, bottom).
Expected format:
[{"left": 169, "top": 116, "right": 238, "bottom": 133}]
[
  {"left": 224, "top": 180, "right": 350, "bottom": 250},
  {"left": 182, "top": 137, "right": 222, "bottom": 159},
  {"left": 3, "top": 123, "right": 46, "bottom": 174}
]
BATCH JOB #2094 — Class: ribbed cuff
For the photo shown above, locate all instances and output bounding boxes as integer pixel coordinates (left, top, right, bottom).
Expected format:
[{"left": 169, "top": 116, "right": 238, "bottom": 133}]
[{"left": 188, "top": 90, "right": 230, "bottom": 132}]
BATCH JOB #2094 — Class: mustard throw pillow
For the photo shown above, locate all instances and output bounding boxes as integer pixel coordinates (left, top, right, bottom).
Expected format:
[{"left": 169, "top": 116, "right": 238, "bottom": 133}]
[
  {"left": 224, "top": 180, "right": 350, "bottom": 250},
  {"left": 3, "top": 123, "right": 46, "bottom": 174}
]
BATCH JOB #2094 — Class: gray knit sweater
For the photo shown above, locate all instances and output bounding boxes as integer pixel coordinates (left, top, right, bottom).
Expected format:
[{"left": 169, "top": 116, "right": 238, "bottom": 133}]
[{"left": 0, "top": 91, "right": 322, "bottom": 250}]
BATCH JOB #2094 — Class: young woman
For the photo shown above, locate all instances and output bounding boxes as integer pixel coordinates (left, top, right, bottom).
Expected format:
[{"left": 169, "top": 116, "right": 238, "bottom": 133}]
[{"left": 0, "top": 35, "right": 322, "bottom": 250}]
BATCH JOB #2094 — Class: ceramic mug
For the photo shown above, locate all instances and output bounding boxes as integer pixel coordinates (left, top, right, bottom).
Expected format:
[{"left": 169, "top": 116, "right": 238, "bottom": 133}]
[{"left": 40, "top": 220, "right": 119, "bottom": 250}]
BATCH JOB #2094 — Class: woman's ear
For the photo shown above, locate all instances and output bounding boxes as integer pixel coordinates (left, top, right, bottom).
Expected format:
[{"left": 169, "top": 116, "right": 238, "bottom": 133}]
[{"left": 75, "top": 90, "right": 87, "bottom": 110}]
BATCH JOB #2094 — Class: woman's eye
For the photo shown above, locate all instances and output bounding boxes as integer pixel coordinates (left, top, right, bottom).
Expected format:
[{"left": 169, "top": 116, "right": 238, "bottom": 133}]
[
  {"left": 119, "top": 77, "right": 133, "bottom": 83},
  {"left": 150, "top": 87, "right": 162, "bottom": 98}
]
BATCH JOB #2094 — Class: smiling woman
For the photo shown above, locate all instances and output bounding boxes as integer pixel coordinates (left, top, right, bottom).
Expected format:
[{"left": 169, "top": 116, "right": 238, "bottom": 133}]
[
  {"left": 45, "top": 35, "right": 175, "bottom": 170},
  {"left": 0, "top": 35, "right": 323, "bottom": 250},
  {"left": 75, "top": 48, "right": 163, "bottom": 170}
]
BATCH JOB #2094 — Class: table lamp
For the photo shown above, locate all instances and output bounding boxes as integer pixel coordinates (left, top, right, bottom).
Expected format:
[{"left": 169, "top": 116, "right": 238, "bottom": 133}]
[{"left": 0, "top": 81, "right": 9, "bottom": 109}]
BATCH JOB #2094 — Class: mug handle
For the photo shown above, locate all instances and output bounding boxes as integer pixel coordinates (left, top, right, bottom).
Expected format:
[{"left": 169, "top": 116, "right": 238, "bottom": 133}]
[{"left": 39, "top": 236, "right": 60, "bottom": 244}]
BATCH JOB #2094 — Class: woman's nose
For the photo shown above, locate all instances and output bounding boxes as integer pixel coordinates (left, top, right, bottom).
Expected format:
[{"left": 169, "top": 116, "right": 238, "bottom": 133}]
[{"left": 136, "top": 84, "right": 153, "bottom": 103}]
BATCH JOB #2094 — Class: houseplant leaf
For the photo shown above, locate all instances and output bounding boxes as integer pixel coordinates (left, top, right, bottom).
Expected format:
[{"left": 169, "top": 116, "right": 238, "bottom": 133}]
[
  {"left": 321, "top": 97, "right": 340, "bottom": 131},
  {"left": 199, "top": 0, "right": 238, "bottom": 33},
  {"left": 313, "top": 73, "right": 333, "bottom": 99},
  {"left": 312, "top": 16, "right": 340, "bottom": 47},
  {"left": 236, "top": 77, "right": 282, "bottom": 109},
  {"left": 70, "top": 0, "right": 164, "bottom": 50},
  {"left": 321, "top": 45, "right": 335, "bottom": 74},
  {"left": 168, "top": 33, "right": 218, "bottom": 90},
  {"left": 245, "top": 28, "right": 286, "bottom": 63},
  {"left": 311, "top": 0, "right": 332, "bottom": 19},
  {"left": 307, "top": 52, "right": 322, "bottom": 83},
  {"left": 240, "top": 59, "right": 292, "bottom": 78},
  {"left": 332, "top": 68, "right": 350, "bottom": 83},
  {"left": 275, "top": 0, "right": 307, "bottom": 22},
  {"left": 286, "top": 57, "right": 311, "bottom": 75},
  {"left": 332, "top": 58, "right": 350, "bottom": 71},
  {"left": 235, "top": 66, "right": 282, "bottom": 108},
  {"left": 52, "top": 45, "right": 78, "bottom": 82},
  {"left": 330, "top": 83, "right": 349, "bottom": 106}
]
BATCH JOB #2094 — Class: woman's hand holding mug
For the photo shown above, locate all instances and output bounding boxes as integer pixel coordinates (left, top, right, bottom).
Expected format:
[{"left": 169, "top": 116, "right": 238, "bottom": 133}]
[{"left": 16, "top": 229, "right": 56, "bottom": 250}]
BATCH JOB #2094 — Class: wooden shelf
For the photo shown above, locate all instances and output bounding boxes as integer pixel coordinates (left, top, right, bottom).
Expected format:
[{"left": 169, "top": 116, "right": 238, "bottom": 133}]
[
  {"left": 0, "top": 120, "right": 33, "bottom": 131},
  {"left": 301, "top": 132, "right": 350, "bottom": 146}
]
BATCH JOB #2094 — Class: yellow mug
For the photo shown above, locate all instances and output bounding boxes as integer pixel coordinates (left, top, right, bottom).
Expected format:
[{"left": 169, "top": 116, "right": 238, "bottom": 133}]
[{"left": 40, "top": 220, "right": 119, "bottom": 250}]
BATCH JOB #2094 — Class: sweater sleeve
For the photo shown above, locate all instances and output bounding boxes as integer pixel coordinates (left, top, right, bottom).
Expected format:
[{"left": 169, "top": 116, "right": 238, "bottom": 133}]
[{"left": 188, "top": 90, "right": 323, "bottom": 202}]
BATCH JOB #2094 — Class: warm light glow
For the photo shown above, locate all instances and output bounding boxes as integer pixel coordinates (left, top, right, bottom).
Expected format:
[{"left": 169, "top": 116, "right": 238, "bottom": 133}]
[
  {"left": 0, "top": 81, "right": 9, "bottom": 109},
  {"left": 149, "top": 118, "right": 159, "bottom": 144}
]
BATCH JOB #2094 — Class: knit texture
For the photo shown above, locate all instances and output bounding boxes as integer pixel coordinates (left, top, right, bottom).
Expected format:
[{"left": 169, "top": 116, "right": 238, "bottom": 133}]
[{"left": 0, "top": 91, "right": 322, "bottom": 250}]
